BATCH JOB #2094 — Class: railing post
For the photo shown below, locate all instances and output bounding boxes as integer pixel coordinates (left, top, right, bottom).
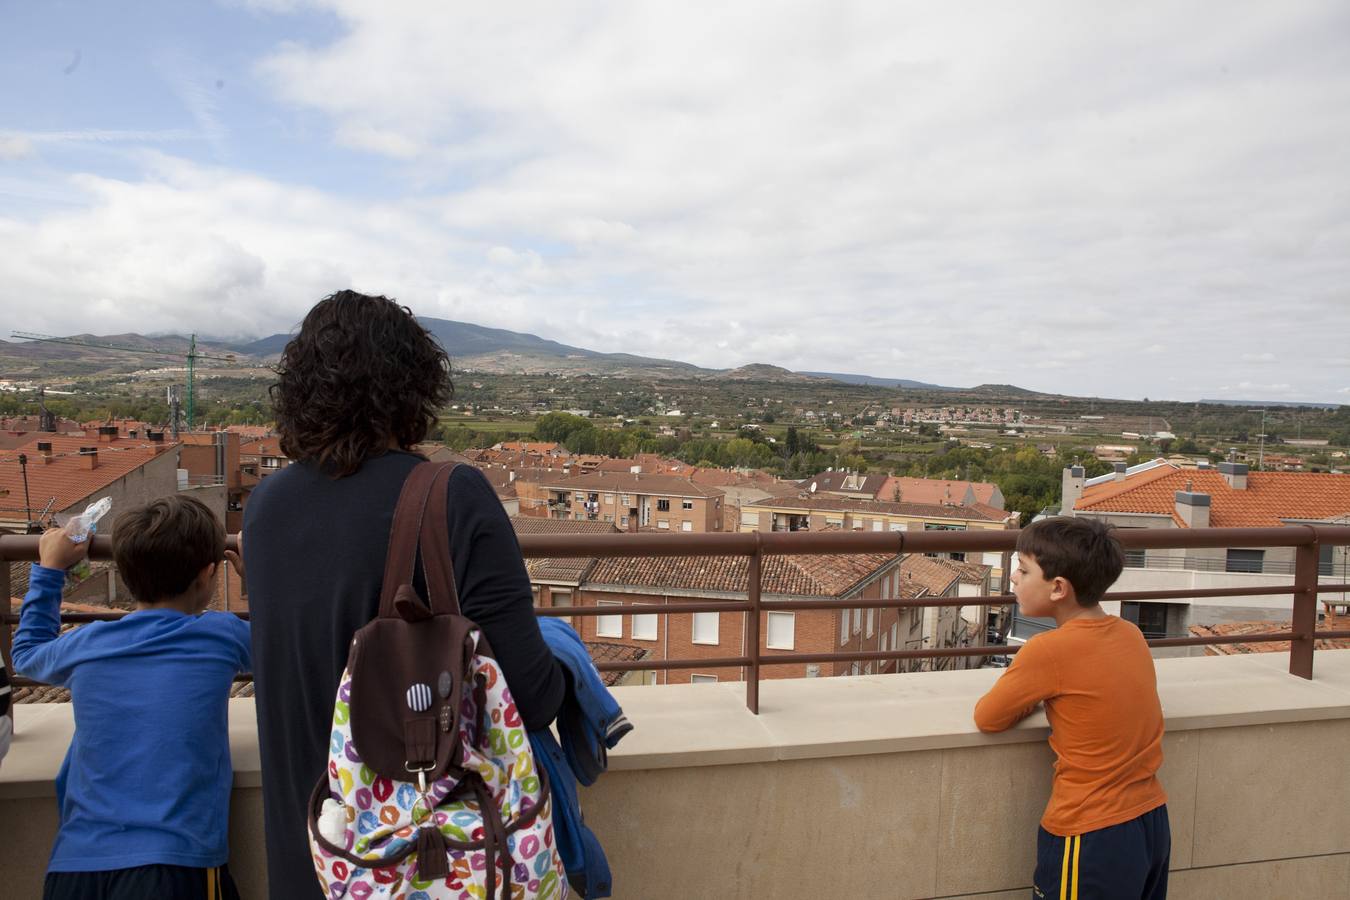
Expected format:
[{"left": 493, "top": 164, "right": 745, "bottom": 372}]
[
  {"left": 1, "top": 556, "right": 13, "bottom": 725},
  {"left": 746, "top": 533, "right": 762, "bottom": 714},
  {"left": 1290, "top": 532, "right": 1319, "bottom": 679}
]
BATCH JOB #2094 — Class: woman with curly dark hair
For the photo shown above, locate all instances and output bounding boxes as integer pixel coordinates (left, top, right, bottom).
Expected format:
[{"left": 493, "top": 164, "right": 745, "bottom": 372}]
[{"left": 242, "top": 291, "right": 563, "bottom": 900}]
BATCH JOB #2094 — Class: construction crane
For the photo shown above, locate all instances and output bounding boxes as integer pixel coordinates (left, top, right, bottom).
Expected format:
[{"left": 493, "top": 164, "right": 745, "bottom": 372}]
[{"left": 10, "top": 331, "right": 238, "bottom": 432}]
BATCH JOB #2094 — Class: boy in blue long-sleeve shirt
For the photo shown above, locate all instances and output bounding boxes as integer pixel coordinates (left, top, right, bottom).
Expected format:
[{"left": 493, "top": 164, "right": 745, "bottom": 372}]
[{"left": 13, "top": 494, "right": 251, "bottom": 900}]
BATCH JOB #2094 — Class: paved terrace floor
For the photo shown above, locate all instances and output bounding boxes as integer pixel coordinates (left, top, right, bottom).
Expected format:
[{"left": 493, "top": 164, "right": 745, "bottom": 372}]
[{"left": 3, "top": 651, "right": 1349, "bottom": 898}]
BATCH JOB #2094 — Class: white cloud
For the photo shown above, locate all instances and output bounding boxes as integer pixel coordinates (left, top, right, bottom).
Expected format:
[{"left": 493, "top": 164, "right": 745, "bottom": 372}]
[
  {"left": 0, "top": 135, "right": 35, "bottom": 159},
  {"left": 3, "top": 1, "right": 1348, "bottom": 402}
]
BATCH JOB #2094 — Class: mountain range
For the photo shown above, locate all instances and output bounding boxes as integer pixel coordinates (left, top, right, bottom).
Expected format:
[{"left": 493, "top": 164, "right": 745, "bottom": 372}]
[{"left": 1, "top": 318, "right": 980, "bottom": 391}]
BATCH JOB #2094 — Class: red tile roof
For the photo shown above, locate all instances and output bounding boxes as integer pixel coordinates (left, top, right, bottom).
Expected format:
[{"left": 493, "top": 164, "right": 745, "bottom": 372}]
[
  {"left": 1188, "top": 620, "right": 1350, "bottom": 654},
  {"left": 898, "top": 554, "right": 961, "bottom": 596},
  {"left": 511, "top": 517, "right": 619, "bottom": 535},
  {"left": 0, "top": 433, "right": 176, "bottom": 516},
  {"left": 746, "top": 495, "right": 1005, "bottom": 522},
  {"left": 1076, "top": 467, "right": 1350, "bottom": 527},
  {"left": 877, "top": 476, "right": 1002, "bottom": 507},
  {"left": 585, "top": 552, "right": 896, "bottom": 597}
]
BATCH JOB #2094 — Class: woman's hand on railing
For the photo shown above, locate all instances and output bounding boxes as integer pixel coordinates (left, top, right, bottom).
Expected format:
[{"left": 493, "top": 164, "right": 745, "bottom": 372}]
[{"left": 224, "top": 533, "right": 246, "bottom": 582}]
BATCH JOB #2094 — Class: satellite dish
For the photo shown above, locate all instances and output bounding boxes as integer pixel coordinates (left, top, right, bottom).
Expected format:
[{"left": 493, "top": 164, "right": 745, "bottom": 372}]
[{"left": 809, "top": 482, "right": 817, "bottom": 493}]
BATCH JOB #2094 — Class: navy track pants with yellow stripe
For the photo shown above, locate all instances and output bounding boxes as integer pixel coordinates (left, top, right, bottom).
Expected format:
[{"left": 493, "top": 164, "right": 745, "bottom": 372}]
[{"left": 1033, "top": 805, "right": 1170, "bottom": 900}]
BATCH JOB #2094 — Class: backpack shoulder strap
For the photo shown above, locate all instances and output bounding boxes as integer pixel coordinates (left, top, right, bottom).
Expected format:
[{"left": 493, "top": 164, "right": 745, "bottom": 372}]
[{"left": 378, "top": 461, "right": 459, "bottom": 619}]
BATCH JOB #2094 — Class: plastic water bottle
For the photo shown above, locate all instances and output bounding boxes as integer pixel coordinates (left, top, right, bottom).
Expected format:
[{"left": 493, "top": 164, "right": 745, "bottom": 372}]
[{"left": 64, "top": 497, "right": 112, "bottom": 584}]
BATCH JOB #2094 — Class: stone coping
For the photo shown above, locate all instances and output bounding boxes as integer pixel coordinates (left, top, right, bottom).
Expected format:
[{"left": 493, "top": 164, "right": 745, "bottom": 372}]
[{"left": 3, "top": 650, "right": 1348, "bottom": 799}]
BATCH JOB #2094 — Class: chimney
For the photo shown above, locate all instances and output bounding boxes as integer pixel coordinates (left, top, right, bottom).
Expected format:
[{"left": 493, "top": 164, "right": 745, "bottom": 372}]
[
  {"left": 1113, "top": 462, "right": 1128, "bottom": 482},
  {"left": 1174, "top": 484, "right": 1211, "bottom": 528},
  {"left": 1218, "top": 461, "right": 1248, "bottom": 490},
  {"left": 1061, "top": 465, "right": 1085, "bottom": 515},
  {"left": 79, "top": 447, "right": 99, "bottom": 469},
  {"left": 98, "top": 425, "right": 118, "bottom": 443},
  {"left": 38, "top": 441, "right": 54, "bottom": 464}
]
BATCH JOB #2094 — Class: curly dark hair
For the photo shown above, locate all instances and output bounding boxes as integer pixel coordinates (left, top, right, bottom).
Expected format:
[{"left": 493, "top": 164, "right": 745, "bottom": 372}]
[{"left": 271, "top": 291, "right": 452, "bottom": 476}]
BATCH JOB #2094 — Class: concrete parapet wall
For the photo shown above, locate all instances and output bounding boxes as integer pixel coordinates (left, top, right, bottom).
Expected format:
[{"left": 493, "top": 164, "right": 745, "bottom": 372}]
[{"left": 3, "top": 652, "right": 1349, "bottom": 899}]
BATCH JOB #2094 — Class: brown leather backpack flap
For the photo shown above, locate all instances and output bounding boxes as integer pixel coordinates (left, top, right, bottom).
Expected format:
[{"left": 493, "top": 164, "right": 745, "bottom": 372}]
[{"left": 349, "top": 613, "right": 476, "bottom": 782}]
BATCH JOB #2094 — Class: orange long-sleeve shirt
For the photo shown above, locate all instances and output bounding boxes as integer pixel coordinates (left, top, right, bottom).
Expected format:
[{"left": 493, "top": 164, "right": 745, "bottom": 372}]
[{"left": 974, "top": 615, "right": 1166, "bottom": 836}]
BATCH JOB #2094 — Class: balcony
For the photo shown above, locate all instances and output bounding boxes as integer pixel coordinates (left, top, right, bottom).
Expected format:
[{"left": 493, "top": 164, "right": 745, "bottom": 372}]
[{"left": 3, "top": 526, "right": 1350, "bottom": 898}]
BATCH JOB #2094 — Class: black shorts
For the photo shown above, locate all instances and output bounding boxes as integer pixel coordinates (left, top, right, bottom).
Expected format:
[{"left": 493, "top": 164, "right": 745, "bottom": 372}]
[
  {"left": 1034, "top": 805, "right": 1170, "bottom": 900},
  {"left": 45, "top": 863, "right": 240, "bottom": 900}
]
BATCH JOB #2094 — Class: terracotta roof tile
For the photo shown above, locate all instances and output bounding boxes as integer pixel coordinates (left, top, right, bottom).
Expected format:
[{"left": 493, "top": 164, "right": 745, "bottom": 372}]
[
  {"left": 585, "top": 552, "right": 895, "bottom": 597},
  {"left": 746, "top": 495, "right": 1005, "bottom": 522},
  {"left": 0, "top": 434, "right": 176, "bottom": 516},
  {"left": 511, "top": 517, "right": 619, "bottom": 535},
  {"left": 1076, "top": 467, "right": 1350, "bottom": 527},
  {"left": 1188, "top": 620, "right": 1350, "bottom": 654},
  {"left": 898, "top": 554, "right": 962, "bottom": 596}
]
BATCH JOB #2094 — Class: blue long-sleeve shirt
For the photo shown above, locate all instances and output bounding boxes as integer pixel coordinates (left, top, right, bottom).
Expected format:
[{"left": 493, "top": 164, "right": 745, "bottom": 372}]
[{"left": 12, "top": 564, "right": 251, "bottom": 872}]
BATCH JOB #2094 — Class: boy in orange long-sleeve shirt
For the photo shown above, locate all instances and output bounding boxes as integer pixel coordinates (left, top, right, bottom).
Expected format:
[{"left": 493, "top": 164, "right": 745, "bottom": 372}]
[{"left": 975, "top": 517, "right": 1168, "bottom": 900}]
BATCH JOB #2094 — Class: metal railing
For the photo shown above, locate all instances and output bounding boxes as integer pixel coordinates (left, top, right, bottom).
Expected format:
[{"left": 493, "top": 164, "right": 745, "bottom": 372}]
[{"left": 3, "top": 526, "right": 1350, "bottom": 714}]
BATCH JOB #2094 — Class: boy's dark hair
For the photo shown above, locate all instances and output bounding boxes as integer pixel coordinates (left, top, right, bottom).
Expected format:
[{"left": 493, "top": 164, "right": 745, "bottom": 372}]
[
  {"left": 271, "top": 291, "right": 452, "bottom": 477},
  {"left": 1016, "top": 516, "right": 1124, "bottom": 606},
  {"left": 113, "top": 494, "right": 225, "bottom": 604}
]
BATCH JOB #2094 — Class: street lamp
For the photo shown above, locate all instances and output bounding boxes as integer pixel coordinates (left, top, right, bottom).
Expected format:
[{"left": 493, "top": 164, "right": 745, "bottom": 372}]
[{"left": 1247, "top": 408, "right": 1267, "bottom": 471}]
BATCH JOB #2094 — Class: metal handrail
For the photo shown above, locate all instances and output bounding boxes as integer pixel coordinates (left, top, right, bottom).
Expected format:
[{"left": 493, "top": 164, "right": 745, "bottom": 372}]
[{"left": 4, "top": 526, "right": 1350, "bottom": 713}]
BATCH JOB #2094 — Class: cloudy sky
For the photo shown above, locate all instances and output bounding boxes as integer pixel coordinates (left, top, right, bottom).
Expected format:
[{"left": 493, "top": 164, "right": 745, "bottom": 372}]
[{"left": 2, "top": 1, "right": 1347, "bottom": 402}]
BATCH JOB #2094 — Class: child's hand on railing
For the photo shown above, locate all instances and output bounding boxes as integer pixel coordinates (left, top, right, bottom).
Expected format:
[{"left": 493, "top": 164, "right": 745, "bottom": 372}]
[{"left": 37, "top": 526, "right": 90, "bottom": 572}]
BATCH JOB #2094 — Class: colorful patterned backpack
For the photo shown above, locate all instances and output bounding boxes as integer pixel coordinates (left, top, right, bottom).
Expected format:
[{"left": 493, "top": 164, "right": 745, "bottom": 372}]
[{"left": 307, "top": 462, "right": 567, "bottom": 899}]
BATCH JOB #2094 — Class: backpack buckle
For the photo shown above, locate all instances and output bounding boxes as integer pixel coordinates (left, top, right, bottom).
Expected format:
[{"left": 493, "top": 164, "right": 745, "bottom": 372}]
[{"left": 404, "top": 761, "right": 433, "bottom": 794}]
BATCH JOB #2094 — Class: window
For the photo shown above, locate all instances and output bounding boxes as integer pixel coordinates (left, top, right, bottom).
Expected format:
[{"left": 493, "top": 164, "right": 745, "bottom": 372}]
[
  {"left": 596, "top": 600, "right": 623, "bottom": 638},
  {"left": 865, "top": 607, "right": 874, "bottom": 638},
  {"left": 840, "top": 610, "right": 849, "bottom": 644},
  {"left": 1226, "top": 549, "right": 1265, "bottom": 573},
  {"left": 682, "top": 499, "right": 694, "bottom": 510},
  {"left": 880, "top": 633, "right": 889, "bottom": 652},
  {"left": 889, "top": 522, "right": 903, "bottom": 531},
  {"left": 681, "top": 520, "right": 693, "bottom": 532},
  {"left": 657, "top": 519, "right": 669, "bottom": 529},
  {"left": 872, "top": 520, "right": 883, "bottom": 532},
  {"left": 691, "top": 674, "right": 718, "bottom": 684},
  {"left": 620, "top": 515, "right": 629, "bottom": 528},
  {"left": 1120, "top": 601, "right": 1169, "bottom": 638},
  {"left": 826, "top": 515, "right": 844, "bottom": 528},
  {"left": 643, "top": 670, "right": 658, "bottom": 686},
  {"left": 621, "top": 494, "right": 630, "bottom": 506},
  {"left": 766, "top": 612, "right": 795, "bottom": 650},
  {"left": 632, "top": 607, "right": 658, "bottom": 641},
  {"left": 882, "top": 576, "right": 890, "bottom": 601},
  {"left": 657, "top": 498, "right": 670, "bottom": 511},
  {"left": 924, "top": 522, "right": 967, "bottom": 531},
  {"left": 603, "top": 514, "right": 613, "bottom": 522},
  {"left": 1321, "top": 543, "right": 1335, "bottom": 576},
  {"left": 575, "top": 491, "right": 585, "bottom": 501},
  {"left": 852, "top": 607, "right": 861, "bottom": 634},
  {"left": 692, "top": 612, "right": 720, "bottom": 645},
  {"left": 604, "top": 493, "right": 614, "bottom": 504},
  {"left": 864, "top": 662, "right": 872, "bottom": 675},
  {"left": 552, "top": 590, "right": 572, "bottom": 626},
  {"left": 909, "top": 607, "right": 922, "bottom": 632}
]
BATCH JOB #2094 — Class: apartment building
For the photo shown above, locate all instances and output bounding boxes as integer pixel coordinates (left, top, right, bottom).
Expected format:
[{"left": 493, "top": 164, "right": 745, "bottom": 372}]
[
  {"left": 0, "top": 431, "right": 179, "bottom": 533},
  {"left": 523, "top": 471, "right": 725, "bottom": 532},
  {"left": 563, "top": 552, "right": 903, "bottom": 684},
  {"left": 741, "top": 494, "right": 1016, "bottom": 581},
  {"left": 239, "top": 436, "right": 290, "bottom": 478},
  {"left": 1058, "top": 459, "right": 1350, "bottom": 639}
]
